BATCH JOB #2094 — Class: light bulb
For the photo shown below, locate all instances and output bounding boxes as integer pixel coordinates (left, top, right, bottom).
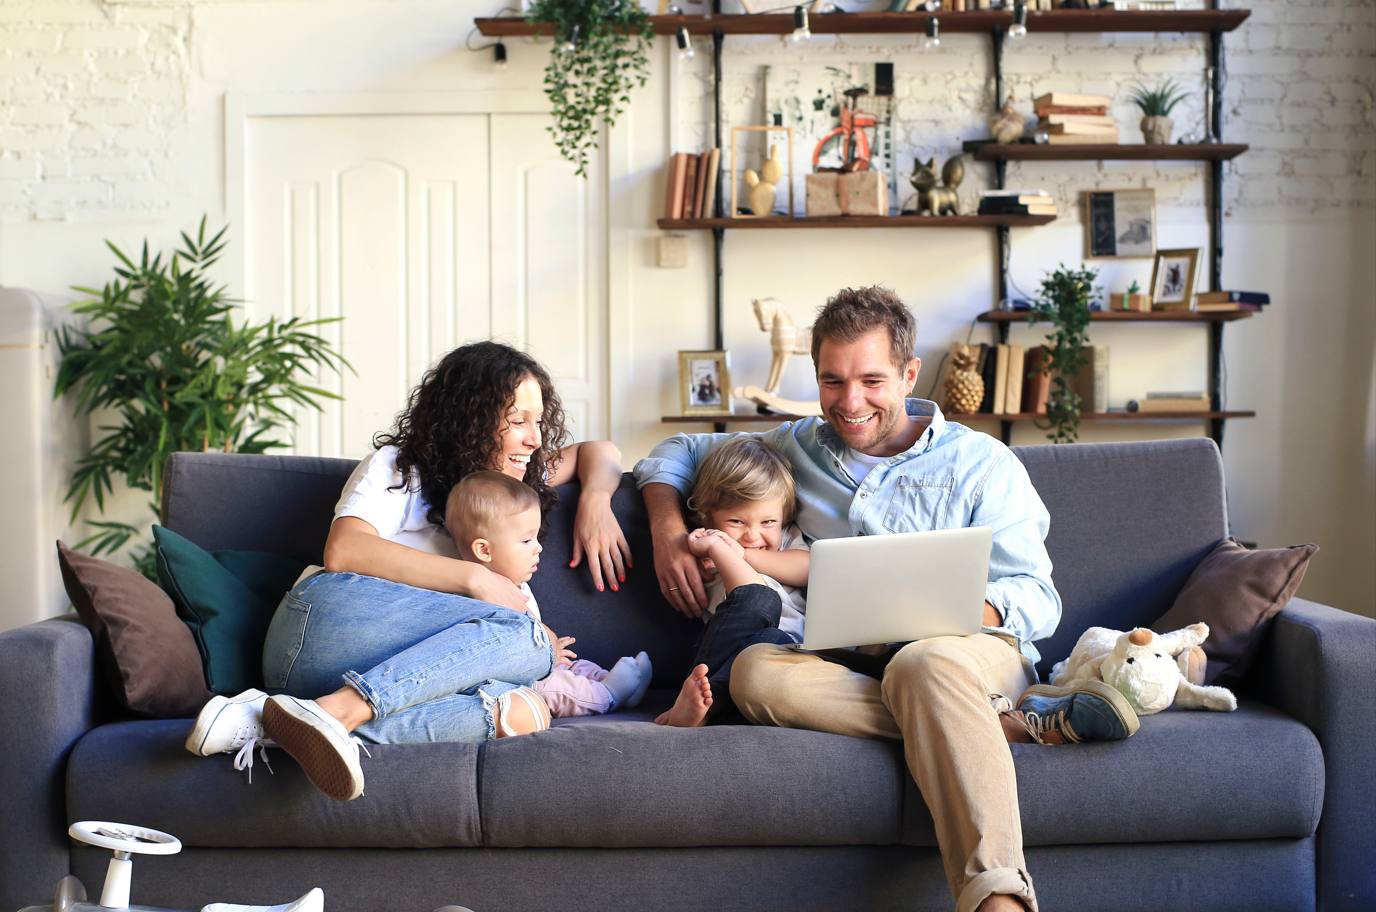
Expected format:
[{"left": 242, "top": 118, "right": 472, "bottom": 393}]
[
  {"left": 1010, "top": 0, "right": 1028, "bottom": 39},
  {"left": 790, "top": 6, "right": 811, "bottom": 42},
  {"left": 676, "top": 26, "right": 694, "bottom": 60},
  {"left": 493, "top": 41, "right": 508, "bottom": 70},
  {"left": 560, "top": 22, "right": 580, "bottom": 54},
  {"left": 923, "top": 16, "right": 940, "bottom": 49}
]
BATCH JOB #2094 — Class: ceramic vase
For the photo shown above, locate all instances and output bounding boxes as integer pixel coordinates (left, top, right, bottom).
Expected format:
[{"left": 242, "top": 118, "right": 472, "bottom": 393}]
[{"left": 1141, "top": 115, "right": 1174, "bottom": 145}]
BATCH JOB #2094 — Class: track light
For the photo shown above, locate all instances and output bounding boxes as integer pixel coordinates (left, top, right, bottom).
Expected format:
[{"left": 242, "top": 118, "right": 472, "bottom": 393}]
[
  {"left": 676, "top": 26, "right": 694, "bottom": 59},
  {"left": 1010, "top": 0, "right": 1028, "bottom": 39},
  {"left": 923, "top": 15, "right": 940, "bottom": 49},
  {"left": 493, "top": 40, "right": 508, "bottom": 69},
  {"left": 560, "top": 22, "right": 580, "bottom": 53},
  {"left": 790, "top": 6, "right": 811, "bottom": 42}
]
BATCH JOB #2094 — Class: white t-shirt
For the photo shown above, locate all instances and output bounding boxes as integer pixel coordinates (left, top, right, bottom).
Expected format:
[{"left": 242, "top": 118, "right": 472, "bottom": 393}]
[
  {"left": 839, "top": 447, "right": 888, "bottom": 487},
  {"left": 703, "top": 524, "right": 810, "bottom": 643},
  {"left": 333, "top": 446, "right": 459, "bottom": 558}
]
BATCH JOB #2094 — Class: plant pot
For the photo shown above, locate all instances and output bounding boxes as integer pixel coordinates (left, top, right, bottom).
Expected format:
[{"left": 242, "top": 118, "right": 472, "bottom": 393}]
[{"left": 1141, "top": 115, "right": 1174, "bottom": 145}]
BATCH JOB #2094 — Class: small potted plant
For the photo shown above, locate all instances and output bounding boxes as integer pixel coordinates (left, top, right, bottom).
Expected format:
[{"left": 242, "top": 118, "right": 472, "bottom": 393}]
[
  {"left": 1127, "top": 79, "right": 1189, "bottom": 145},
  {"left": 1028, "top": 264, "right": 1100, "bottom": 444},
  {"left": 1110, "top": 279, "right": 1148, "bottom": 312}
]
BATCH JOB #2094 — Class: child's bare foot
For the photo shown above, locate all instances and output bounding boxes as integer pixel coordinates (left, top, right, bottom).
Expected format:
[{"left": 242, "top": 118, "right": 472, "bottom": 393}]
[{"left": 655, "top": 664, "right": 712, "bottom": 727}]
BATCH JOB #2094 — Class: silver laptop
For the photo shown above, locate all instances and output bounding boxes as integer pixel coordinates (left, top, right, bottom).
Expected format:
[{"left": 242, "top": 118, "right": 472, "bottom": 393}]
[{"left": 801, "top": 527, "right": 993, "bottom": 650}]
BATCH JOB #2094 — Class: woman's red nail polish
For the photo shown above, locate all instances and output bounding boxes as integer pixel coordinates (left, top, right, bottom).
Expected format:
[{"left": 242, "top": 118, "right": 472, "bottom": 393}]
[{"left": 598, "top": 584, "right": 604, "bottom": 592}]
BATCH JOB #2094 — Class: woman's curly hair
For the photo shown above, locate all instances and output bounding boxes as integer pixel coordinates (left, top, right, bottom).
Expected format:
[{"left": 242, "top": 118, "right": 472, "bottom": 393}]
[{"left": 374, "top": 341, "right": 570, "bottom": 527}]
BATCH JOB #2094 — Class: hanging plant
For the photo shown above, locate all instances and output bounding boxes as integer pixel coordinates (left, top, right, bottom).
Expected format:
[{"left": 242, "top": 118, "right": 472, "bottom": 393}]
[
  {"left": 55, "top": 218, "right": 350, "bottom": 576},
  {"left": 525, "top": 0, "right": 654, "bottom": 177},
  {"left": 1028, "top": 264, "right": 1100, "bottom": 444}
]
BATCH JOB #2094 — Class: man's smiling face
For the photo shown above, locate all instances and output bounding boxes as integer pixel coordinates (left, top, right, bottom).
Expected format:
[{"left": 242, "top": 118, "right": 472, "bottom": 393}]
[{"left": 816, "top": 327, "right": 921, "bottom": 457}]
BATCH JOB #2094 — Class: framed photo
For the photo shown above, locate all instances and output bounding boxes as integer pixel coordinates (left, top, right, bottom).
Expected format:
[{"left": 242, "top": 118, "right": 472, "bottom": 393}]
[
  {"left": 1149, "top": 248, "right": 1201, "bottom": 311},
  {"left": 1085, "top": 190, "right": 1156, "bottom": 257},
  {"left": 679, "top": 350, "right": 733, "bottom": 417}
]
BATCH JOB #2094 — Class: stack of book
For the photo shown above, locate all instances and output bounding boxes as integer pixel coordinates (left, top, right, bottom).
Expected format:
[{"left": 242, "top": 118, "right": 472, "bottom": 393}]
[
  {"left": 1195, "top": 290, "right": 1270, "bottom": 312},
  {"left": 663, "top": 148, "right": 721, "bottom": 221},
  {"left": 977, "top": 189, "right": 1058, "bottom": 218},
  {"left": 1033, "top": 92, "right": 1119, "bottom": 145},
  {"left": 1139, "top": 392, "right": 1210, "bottom": 413}
]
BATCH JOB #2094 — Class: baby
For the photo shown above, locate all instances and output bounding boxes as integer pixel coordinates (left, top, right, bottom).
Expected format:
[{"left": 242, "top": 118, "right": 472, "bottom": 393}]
[
  {"left": 660, "top": 436, "right": 809, "bottom": 727},
  {"left": 446, "top": 471, "right": 651, "bottom": 718}
]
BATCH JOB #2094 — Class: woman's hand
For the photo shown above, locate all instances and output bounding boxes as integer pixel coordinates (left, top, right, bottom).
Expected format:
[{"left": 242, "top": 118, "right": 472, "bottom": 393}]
[
  {"left": 570, "top": 490, "right": 632, "bottom": 593},
  {"left": 463, "top": 563, "right": 532, "bottom": 613}
]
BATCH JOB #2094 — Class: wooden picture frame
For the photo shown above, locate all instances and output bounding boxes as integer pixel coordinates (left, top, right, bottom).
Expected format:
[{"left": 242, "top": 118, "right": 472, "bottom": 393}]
[
  {"left": 679, "top": 350, "right": 733, "bottom": 417},
  {"left": 1149, "top": 248, "right": 1201, "bottom": 311},
  {"left": 1085, "top": 189, "right": 1156, "bottom": 257},
  {"left": 730, "top": 125, "right": 794, "bottom": 218}
]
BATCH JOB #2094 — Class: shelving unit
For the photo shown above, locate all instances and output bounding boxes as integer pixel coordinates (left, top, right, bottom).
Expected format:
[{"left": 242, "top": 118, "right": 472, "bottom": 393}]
[{"left": 480, "top": 8, "right": 1256, "bottom": 443}]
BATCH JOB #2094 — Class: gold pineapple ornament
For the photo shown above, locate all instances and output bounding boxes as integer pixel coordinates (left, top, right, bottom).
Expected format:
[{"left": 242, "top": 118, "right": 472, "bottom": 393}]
[{"left": 944, "top": 343, "right": 984, "bottom": 414}]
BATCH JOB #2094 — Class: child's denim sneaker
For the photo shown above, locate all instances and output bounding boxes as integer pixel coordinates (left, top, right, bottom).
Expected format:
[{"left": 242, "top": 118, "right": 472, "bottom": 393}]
[
  {"left": 186, "top": 689, "right": 278, "bottom": 779},
  {"left": 1012, "top": 680, "right": 1140, "bottom": 745},
  {"left": 263, "top": 695, "right": 371, "bottom": 801}
]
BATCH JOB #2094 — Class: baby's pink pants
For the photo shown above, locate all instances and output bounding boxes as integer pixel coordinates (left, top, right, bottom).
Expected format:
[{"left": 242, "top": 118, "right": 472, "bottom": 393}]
[{"left": 534, "top": 659, "right": 612, "bottom": 717}]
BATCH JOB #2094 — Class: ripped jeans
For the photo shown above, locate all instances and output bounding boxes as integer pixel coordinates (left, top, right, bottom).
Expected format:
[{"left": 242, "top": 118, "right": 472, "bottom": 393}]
[{"left": 261, "top": 571, "right": 554, "bottom": 744}]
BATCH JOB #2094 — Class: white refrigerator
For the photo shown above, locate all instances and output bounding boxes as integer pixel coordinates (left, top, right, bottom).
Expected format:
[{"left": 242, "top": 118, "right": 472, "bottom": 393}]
[{"left": 0, "top": 287, "right": 85, "bottom": 633}]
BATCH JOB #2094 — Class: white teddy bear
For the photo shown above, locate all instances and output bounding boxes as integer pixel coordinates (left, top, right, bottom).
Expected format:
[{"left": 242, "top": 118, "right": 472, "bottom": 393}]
[{"left": 1050, "top": 623, "right": 1238, "bottom": 716}]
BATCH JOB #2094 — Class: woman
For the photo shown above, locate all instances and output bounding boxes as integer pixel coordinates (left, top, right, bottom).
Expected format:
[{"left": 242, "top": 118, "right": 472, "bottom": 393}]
[{"left": 192, "top": 341, "right": 630, "bottom": 802}]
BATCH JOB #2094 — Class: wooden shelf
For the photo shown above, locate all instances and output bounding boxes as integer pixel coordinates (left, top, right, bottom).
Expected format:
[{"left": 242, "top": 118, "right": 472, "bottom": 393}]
[
  {"left": 979, "top": 309, "right": 1257, "bottom": 323},
  {"left": 663, "top": 413, "right": 808, "bottom": 423},
  {"left": 965, "top": 411, "right": 1257, "bottom": 421},
  {"left": 476, "top": 9, "right": 1249, "bottom": 37},
  {"left": 658, "top": 214, "right": 1057, "bottom": 229},
  {"left": 965, "top": 142, "right": 1248, "bottom": 162}
]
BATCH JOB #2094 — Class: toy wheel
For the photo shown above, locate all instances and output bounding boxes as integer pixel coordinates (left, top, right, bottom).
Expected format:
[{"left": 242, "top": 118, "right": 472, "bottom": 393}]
[{"left": 68, "top": 821, "right": 182, "bottom": 855}]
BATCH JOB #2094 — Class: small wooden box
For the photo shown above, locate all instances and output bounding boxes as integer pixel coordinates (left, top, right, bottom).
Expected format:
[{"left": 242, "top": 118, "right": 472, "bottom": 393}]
[
  {"left": 838, "top": 170, "right": 887, "bottom": 217},
  {"left": 1110, "top": 293, "right": 1151, "bottom": 312},
  {"left": 806, "top": 173, "right": 843, "bottom": 217}
]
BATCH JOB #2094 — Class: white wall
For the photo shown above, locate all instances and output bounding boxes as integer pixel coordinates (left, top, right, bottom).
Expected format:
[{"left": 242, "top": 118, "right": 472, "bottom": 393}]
[{"left": 0, "top": 0, "right": 1371, "bottom": 616}]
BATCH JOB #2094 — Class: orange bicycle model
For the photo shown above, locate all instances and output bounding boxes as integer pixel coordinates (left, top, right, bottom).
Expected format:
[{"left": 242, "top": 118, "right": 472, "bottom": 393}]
[{"left": 812, "top": 88, "right": 878, "bottom": 171}]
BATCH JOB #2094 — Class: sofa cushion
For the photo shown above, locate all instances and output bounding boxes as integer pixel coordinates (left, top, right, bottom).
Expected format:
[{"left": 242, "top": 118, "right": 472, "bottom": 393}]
[
  {"left": 1152, "top": 538, "right": 1318, "bottom": 685},
  {"left": 67, "top": 719, "right": 482, "bottom": 848},
  {"left": 56, "top": 542, "right": 213, "bottom": 719}
]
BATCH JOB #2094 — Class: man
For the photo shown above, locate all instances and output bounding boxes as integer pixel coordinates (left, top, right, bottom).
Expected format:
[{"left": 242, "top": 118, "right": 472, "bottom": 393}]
[{"left": 633, "top": 286, "right": 1137, "bottom": 912}]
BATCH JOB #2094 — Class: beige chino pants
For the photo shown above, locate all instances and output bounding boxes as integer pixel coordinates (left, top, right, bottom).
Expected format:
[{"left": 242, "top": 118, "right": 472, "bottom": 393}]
[{"left": 729, "top": 634, "right": 1039, "bottom": 912}]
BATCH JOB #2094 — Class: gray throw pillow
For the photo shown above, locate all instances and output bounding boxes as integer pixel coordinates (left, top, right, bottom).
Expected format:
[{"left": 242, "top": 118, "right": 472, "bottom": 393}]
[
  {"left": 57, "top": 541, "right": 214, "bottom": 718},
  {"left": 1153, "top": 538, "right": 1318, "bottom": 686}
]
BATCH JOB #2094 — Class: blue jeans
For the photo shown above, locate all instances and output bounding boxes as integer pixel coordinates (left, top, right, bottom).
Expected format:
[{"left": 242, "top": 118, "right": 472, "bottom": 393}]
[{"left": 261, "top": 572, "right": 554, "bottom": 744}]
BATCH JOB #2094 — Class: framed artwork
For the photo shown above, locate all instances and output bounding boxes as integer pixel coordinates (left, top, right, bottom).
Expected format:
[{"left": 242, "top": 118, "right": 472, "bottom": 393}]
[
  {"left": 1085, "top": 190, "right": 1156, "bottom": 257},
  {"left": 1149, "top": 248, "right": 1201, "bottom": 311},
  {"left": 679, "top": 350, "right": 733, "bottom": 417}
]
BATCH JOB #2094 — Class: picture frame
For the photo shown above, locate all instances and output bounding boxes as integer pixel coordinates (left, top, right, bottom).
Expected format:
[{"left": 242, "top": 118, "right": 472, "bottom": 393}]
[
  {"left": 1085, "top": 190, "right": 1157, "bottom": 257},
  {"left": 679, "top": 350, "right": 733, "bottom": 417},
  {"left": 730, "top": 125, "right": 795, "bottom": 218},
  {"left": 1149, "top": 248, "right": 1201, "bottom": 311}
]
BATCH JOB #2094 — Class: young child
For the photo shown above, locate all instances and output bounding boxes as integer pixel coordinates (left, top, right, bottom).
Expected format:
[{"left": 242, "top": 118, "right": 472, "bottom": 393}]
[
  {"left": 659, "top": 437, "right": 809, "bottom": 728},
  {"left": 445, "top": 471, "right": 651, "bottom": 718}
]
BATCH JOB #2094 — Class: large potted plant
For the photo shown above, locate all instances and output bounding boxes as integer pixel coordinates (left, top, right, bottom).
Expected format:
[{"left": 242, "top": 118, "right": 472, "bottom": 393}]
[
  {"left": 525, "top": 0, "right": 654, "bottom": 177},
  {"left": 1028, "top": 264, "right": 1100, "bottom": 444},
  {"left": 55, "top": 219, "right": 349, "bottom": 576}
]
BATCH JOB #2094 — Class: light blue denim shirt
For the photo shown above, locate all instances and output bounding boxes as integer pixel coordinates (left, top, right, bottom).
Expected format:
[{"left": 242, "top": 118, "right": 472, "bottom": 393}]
[{"left": 632, "top": 398, "right": 1062, "bottom": 666}]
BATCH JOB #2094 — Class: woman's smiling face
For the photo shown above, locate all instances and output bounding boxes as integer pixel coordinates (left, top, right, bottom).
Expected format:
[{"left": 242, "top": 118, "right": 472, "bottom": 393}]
[{"left": 493, "top": 375, "right": 544, "bottom": 480}]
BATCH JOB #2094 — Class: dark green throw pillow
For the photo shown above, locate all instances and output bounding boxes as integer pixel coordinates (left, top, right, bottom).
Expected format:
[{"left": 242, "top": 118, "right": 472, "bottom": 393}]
[{"left": 153, "top": 525, "right": 309, "bottom": 694}]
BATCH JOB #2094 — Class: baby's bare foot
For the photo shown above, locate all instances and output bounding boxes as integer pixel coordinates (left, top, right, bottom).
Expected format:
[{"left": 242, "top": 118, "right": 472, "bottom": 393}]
[{"left": 656, "top": 664, "right": 712, "bottom": 727}]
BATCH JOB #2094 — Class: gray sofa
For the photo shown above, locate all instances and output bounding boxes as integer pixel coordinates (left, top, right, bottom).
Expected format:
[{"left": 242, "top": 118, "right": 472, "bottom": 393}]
[{"left": 2, "top": 438, "right": 1372, "bottom": 912}]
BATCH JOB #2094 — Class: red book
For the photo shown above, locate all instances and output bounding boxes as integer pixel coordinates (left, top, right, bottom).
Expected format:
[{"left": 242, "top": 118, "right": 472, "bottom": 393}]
[
  {"left": 664, "top": 153, "right": 689, "bottom": 219},
  {"left": 1022, "top": 346, "right": 1052, "bottom": 415},
  {"left": 693, "top": 150, "right": 713, "bottom": 218},
  {"left": 1036, "top": 105, "right": 1109, "bottom": 117},
  {"left": 683, "top": 154, "right": 699, "bottom": 221}
]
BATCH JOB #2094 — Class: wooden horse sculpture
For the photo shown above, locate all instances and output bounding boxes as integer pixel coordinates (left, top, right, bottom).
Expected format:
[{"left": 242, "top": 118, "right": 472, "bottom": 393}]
[{"left": 733, "top": 297, "right": 823, "bottom": 417}]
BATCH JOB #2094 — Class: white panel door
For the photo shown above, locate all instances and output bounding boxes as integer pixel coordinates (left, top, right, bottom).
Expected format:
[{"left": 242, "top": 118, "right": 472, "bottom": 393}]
[{"left": 244, "top": 110, "right": 605, "bottom": 459}]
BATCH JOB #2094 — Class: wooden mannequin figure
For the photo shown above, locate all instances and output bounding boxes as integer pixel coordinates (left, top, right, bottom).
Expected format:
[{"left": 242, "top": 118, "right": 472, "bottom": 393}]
[{"left": 742, "top": 145, "right": 784, "bottom": 216}]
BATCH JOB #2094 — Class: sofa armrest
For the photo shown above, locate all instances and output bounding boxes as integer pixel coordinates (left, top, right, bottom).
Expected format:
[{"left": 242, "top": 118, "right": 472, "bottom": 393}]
[
  {"left": 0, "top": 616, "right": 99, "bottom": 910},
  {"left": 1243, "top": 597, "right": 1375, "bottom": 912}
]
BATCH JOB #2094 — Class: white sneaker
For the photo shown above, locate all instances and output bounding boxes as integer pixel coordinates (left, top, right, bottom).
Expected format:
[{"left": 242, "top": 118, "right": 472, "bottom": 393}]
[
  {"left": 186, "top": 689, "right": 278, "bottom": 780},
  {"left": 262, "top": 695, "right": 370, "bottom": 801},
  {"left": 202, "top": 886, "right": 324, "bottom": 912}
]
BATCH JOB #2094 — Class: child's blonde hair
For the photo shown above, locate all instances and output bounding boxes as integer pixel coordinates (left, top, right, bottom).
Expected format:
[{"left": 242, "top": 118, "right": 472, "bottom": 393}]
[
  {"left": 687, "top": 437, "right": 796, "bottom": 527},
  {"left": 445, "top": 470, "right": 540, "bottom": 553}
]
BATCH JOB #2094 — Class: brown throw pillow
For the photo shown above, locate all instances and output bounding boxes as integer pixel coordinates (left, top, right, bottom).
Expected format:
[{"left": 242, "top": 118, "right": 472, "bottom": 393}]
[
  {"left": 57, "top": 541, "right": 213, "bottom": 718},
  {"left": 1153, "top": 538, "right": 1318, "bottom": 686}
]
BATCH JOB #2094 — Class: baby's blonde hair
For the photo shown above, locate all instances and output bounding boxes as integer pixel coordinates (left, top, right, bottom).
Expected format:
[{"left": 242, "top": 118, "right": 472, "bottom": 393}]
[
  {"left": 687, "top": 437, "right": 796, "bottom": 527},
  {"left": 445, "top": 470, "right": 540, "bottom": 554}
]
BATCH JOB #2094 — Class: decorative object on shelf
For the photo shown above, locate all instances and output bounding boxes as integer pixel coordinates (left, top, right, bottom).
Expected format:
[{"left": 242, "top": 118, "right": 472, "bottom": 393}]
[
  {"left": 988, "top": 97, "right": 1026, "bottom": 145},
  {"left": 812, "top": 87, "right": 879, "bottom": 171},
  {"left": 1085, "top": 189, "right": 1156, "bottom": 257},
  {"left": 806, "top": 172, "right": 843, "bottom": 217},
  {"left": 751, "top": 297, "right": 814, "bottom": 397},
  {"left": 1027, "top": 264, "right": 1100, "bottom": 443},
  {"left": 744, "top": 145, "right": 785, "bottom": 218},
  {"left": 524, "top": 0, "right": 653, "bottom": 177},
  {"left": 1127, "top": 78, "right": 1188, "bottom": 145},
  {"left": 1110, "top": 279, "right": 1150, "bottom": 312},
  {"left": 1195, "top": 290, "right": 1269, "bottom": 312},
  {"left": 731, "top": 126, "right": 795, "bottom": 217},
  {"left": 978, "top": 188, "right": 1057, "bottom": 217},
  {"left": 839, "top": 170, "right": 888, "bottom": 216},
  {"left": 1149, "top": 247, "right": 1201, "bottom": 311},
  {"left": 54, "top": 219, "right": 349, "bottom": 577},
  {"left": 944, "top": 343, "right": 985, "bottom": 415},
  {"left": 679, "top": 350, "right": 734, "bottom": 417},
  {"left": 656, "top": 235, "right": 689, "bottom": 268},
  {"left": 909, "top": 155, "right": 964, "bottom": 216}
]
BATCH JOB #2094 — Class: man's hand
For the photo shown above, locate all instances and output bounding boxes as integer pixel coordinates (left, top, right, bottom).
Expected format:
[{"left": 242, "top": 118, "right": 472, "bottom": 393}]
[
  {"left": 653, "top": 528, "right": 710, "bottom": 618},
  {"left": 465, "top": 564, "right": 531, "bottom": 613},
  {"left": 545, "top": 625, "right": 577, "bottom": 667},
  {"left": 983, "top": 601, "right": 1003, "bottom": 628}
]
